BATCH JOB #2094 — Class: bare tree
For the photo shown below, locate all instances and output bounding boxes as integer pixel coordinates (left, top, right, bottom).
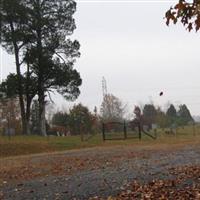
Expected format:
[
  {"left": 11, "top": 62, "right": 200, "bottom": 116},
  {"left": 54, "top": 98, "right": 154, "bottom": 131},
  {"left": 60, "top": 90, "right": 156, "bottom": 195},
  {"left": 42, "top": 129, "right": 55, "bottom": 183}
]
[{"left": 100, "top": 94, "right": 127, "bottom": 122}]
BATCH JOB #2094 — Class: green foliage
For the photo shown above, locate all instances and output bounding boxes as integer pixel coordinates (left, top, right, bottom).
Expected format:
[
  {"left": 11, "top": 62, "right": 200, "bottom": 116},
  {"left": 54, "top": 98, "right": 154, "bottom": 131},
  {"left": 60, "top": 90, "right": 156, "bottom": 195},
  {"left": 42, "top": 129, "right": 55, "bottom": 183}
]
[
  {"left": 0, "top": 73, "right": 37, "bottom": 98},
  {"left": 0, "top": 74, "right": 18, "bottom": 98},
  {"left": 166, "top": 104, "right": 177, "bottom": 118},
  {"left": 51, "top": 104, "right": 100, "bottom": 136},
  {"left": 140, "top": 103, "right": 194, "bottom": 128},
  {"left": 165, "top": 104, "right": 193, "bottom": 127},
  {"left": 22, "top": 0, "right": 82, "bottom": 100},
  {"left": 52, "top": 112, "right": 69, "bottom": 127},
  {"left": 166, "top": 104, "right": 177, "bottom": 126},
  {"left": 0, "top": 0, "right": 30, "bottom": 53},
  {"left": 155, "top": 107, "right": 169, "bottom": 128},
  {"left": 143, "top": 104, "right": 157, "bottom": 124},
  {"left": 0, "top": 0, "right": 82, "bottom": 135},
  {"left": 177, "top": 104, "right": 194, "bottom": 125},
  {"left": 69, "top": 104, "right": 94, "bottom": 135}
]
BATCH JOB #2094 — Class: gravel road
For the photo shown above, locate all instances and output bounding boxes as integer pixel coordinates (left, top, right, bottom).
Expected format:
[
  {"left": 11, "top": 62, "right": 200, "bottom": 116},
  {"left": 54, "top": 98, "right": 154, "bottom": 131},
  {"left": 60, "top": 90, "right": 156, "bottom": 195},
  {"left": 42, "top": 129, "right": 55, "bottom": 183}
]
[{"left": 1, "top": 144, "right": 200, "bottom": 200}]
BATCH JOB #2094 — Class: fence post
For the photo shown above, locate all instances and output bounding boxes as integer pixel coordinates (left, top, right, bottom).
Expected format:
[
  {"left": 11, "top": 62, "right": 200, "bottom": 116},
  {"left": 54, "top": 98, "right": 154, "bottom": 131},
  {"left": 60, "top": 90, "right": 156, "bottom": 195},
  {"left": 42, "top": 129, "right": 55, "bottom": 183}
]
[
  {"left": 138, "top": 122, "right": 141, "bottom": 140},
  {"left": 124, "top": 120, "right": 127, "bottom": 139},
  {"left": 102, "top": 123, "right": 105, "bottom": 141}
]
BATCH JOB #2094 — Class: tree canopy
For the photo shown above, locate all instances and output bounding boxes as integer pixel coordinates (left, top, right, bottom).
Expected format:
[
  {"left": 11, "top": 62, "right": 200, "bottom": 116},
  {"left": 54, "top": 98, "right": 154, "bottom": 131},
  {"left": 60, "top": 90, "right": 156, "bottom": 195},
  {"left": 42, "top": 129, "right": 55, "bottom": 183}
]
[
  {"left": 69, "top": 104, "right": 94, "bottom": 138},
  {"left": 0, "top": 0, "right": 82, "bottom": 135},
  {"left": 52, "top": 111, "right": 69, "bottom": 127},
  {"left": 143, "top": 104, "right": 157, "bottom": 124},
  {"left": 177, "top": 104, "right": 194, "bottom": 125},
  {"left": 166, "top": 104, "right": 177, "bottom": 118}
]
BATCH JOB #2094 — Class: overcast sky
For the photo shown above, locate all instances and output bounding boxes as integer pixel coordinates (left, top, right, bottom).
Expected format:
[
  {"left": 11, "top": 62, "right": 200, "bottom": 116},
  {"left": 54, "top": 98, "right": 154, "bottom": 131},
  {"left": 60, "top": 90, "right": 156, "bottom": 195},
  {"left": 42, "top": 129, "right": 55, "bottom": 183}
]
[{"left": 1, "top": 1, "right": 200, "bottom": 115}]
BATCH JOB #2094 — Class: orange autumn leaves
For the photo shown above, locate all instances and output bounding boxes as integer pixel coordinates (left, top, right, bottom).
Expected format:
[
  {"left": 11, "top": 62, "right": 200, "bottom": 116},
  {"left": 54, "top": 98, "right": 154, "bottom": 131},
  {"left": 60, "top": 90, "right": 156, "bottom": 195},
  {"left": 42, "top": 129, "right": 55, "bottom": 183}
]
[{"left": 165, "top": 0, "right": 200, "bottom": 32}]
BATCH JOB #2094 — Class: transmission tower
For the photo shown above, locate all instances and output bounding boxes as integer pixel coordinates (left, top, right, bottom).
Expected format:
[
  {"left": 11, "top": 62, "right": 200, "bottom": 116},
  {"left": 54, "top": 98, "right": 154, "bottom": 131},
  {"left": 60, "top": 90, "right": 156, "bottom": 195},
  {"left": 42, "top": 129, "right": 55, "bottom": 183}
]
[
  {"left": 102, "top": 76, "right": 108, "bottom": 98},
  {"left": 101, "top": 77, "right": 108, "bottom": 119}
]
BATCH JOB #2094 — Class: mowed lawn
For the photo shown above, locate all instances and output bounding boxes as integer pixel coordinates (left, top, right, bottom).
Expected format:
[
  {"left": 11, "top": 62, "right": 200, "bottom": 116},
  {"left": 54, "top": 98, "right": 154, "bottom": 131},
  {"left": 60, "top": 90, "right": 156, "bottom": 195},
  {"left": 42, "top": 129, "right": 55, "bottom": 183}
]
[{"left": 0, "top": 125, "right": 200, "bottom": 158}]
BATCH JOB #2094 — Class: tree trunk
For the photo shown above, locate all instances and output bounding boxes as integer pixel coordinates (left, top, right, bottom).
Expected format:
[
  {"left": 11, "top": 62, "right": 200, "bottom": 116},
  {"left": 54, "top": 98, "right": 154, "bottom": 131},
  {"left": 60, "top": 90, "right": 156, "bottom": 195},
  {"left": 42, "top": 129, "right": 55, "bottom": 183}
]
[
  {"left": 36, "top": 2, "right": 46, "bottom": 136},
  {"left": 39, "top": 103, "right": 46, "bottom": 136},
  {"left": 38, "top": 93, "right": 46, "bottom": 136},
  {"left": 25, "top": 62, "right": 33, "bottom": 135},
  {"left": 15, "top": 49, "right": 27, "bottom": 135},
  {"left": 21, "top": 115, "right": 28, "bottom": 135},
  {"left": 10, "top": 21, "right": 28, "bottom": 135},
  {"left": 26, "top": 99, "right": 31, "bottom": 135},
  {"left": 26, "top": 119, "right": 31, "bottom": 135}
]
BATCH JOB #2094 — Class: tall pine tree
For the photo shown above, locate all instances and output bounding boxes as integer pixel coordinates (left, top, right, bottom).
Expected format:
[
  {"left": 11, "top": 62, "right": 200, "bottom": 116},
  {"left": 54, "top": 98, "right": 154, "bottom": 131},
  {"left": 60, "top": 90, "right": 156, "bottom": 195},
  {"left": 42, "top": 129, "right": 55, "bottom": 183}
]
[{"left": 0, "top": 0, "right": 82, "bottom": 135}]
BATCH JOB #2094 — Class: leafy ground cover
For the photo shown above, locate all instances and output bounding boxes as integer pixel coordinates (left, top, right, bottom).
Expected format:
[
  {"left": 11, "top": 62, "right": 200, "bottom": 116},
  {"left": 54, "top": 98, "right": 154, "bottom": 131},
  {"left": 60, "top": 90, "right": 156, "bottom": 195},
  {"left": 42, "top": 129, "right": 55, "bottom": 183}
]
[
  {"left": 99, "top": 165, "right": 200, "bottom": 200},
  {"left": 1, "top": 140, "right": 200, "bottom": 199},
  {"left": 1, "top": 126, "right": 200, "bottom": 199}
]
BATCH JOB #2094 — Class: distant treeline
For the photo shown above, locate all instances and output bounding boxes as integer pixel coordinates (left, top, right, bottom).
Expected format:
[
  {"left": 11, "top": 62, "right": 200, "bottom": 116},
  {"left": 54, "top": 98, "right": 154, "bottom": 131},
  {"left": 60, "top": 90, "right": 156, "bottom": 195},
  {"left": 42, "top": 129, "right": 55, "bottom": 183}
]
[
  {"left": 142, "top": 104, "right": 194, "bottom": 128},
  {"left": 50, "top": 98, "right": 194, "bottom": 136}
]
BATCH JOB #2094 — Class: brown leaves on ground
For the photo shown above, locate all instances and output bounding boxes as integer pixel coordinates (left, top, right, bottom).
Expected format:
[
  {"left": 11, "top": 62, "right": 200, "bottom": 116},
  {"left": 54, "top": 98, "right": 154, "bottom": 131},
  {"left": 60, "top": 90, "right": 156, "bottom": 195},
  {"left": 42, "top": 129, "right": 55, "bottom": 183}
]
[
  {"left": 0, "top": 144, "right": 196, "bottom": 186},
  {"left": 0, "top": 148, "right": 142, "bottom": 185},
  {"left": 115, "top": 180, "right": 200, "bottom": 200},
  {"left": 93, "top": 165, "right": 200, "bottom": 200},
  {"left": 0, "top": 157, "right": 93, "bottom": 184}
]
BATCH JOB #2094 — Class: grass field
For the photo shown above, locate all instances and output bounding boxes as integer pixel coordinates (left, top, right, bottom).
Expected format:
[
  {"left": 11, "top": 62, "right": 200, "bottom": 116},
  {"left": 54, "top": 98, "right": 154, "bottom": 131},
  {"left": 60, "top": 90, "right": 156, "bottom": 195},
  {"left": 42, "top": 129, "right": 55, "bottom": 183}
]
[{"left": 0, "top": 124, "right": 200, "bottom": 158}]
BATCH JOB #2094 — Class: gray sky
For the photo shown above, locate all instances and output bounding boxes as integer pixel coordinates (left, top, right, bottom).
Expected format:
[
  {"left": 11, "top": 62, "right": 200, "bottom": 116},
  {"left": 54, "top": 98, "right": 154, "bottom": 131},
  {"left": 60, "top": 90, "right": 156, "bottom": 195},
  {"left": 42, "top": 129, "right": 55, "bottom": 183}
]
[{"left": 1, "top": 1, "right": 200, "bottom": 115}]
